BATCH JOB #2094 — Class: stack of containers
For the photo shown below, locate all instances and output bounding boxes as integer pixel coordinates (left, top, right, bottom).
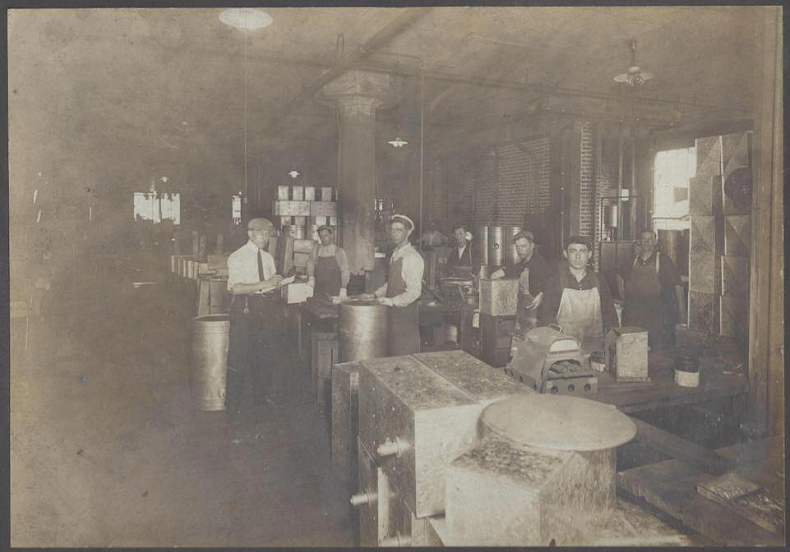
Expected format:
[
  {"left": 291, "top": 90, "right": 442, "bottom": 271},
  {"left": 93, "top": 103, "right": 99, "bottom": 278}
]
[{"left": 274, "top": 185, "right": 338, "bottom": 273}]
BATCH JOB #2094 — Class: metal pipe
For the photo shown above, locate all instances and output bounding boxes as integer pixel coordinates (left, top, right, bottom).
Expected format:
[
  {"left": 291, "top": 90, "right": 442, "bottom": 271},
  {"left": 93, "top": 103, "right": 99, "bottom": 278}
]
[
  {"left": 376, "top": 437, "right": 409, "bottom": 458},
  {"left": 617, "top": 124, "right": 624, "bottom": 236},
  {"left": 350, "top": 489, "right": 377, "bottom": 507}
]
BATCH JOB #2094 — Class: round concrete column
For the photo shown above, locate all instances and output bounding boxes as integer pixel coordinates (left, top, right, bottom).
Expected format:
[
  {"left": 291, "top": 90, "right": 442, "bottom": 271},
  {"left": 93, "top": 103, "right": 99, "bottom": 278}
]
[{"left": 322, "top": 70, "right": 394, "bottom": 275}]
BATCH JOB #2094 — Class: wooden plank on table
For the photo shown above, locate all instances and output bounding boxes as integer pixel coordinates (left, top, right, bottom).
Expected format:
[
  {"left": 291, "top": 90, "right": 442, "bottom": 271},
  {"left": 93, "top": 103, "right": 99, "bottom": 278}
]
[
  {"left": 618, "top": 461, "right": 783, "bottom": 546},
  {"left": 696, "top": 472, "right": 784, "bottom": 535},
  {"left": 630, "top": 417, "right": 734, "bottom": 475}
]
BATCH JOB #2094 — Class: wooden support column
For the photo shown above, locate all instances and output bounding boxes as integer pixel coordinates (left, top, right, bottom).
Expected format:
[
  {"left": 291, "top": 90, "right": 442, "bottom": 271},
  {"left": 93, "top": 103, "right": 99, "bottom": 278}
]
[
  {"left": 322, "top": 70, "right": 394, "bottom": 274},
  {"left": 748, "top": 7, "right": 784, "bottom": 436}
]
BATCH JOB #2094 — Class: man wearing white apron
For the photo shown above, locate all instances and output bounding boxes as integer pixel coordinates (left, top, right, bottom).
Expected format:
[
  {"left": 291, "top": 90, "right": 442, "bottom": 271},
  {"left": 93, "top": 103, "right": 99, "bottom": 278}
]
[
  {"left": 360, "top": 214, "right": 425, "bottom": 356},
  {"left": 538, "top": 235, "right": 618, "bottom": 354}
]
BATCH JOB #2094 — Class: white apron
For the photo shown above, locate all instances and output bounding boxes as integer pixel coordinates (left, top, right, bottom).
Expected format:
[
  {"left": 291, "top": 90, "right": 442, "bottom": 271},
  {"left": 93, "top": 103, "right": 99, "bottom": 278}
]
[{"left": 556, "top": 285, "right": 604, "bottom": 354}]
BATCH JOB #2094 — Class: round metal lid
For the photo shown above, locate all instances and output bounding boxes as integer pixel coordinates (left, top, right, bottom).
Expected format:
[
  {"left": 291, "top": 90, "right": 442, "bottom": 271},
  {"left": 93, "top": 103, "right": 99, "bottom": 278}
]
[{"left": 480, "top": 394, "right": 636, "bottom": 452}]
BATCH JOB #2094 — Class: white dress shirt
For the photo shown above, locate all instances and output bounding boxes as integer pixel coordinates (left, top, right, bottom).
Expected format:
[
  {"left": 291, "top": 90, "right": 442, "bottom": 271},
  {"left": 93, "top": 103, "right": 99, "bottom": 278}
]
[
  {"left": 226, "top": 240, "right": 277, "bottom": 291},
  {"left": 374, "top": 242, "right": 424, "bottom": 307}
]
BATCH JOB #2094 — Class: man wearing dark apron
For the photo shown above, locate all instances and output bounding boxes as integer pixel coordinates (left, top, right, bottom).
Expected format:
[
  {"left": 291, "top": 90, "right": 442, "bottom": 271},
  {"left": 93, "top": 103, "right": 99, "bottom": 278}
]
[
  {"left": 538, "top": 235, "right": 618, "bottom": 355},
  {"left": 619, "top": 229, "right": 685, "bottom": 349},
  {"left": 225, "top": 218, "right": 284, "bottom": 422},
  {"left": 306, "top": 225, "right": 349, "bottom": 298},
  {"left": 490, "top": 230, "right": 552, "bottom": 332},
  {"left": 359, "top": 214, "right": 425, "bottom": 356},
  {"left": 446, "top": 225, "right": 478, "bottom": 278}
]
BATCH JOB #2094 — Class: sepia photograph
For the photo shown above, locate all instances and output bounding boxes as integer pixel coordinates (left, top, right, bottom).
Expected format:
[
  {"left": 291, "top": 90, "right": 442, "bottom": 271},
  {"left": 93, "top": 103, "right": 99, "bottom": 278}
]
[{"left": 6, "top": 4, "right": 784, "bottom": 548}]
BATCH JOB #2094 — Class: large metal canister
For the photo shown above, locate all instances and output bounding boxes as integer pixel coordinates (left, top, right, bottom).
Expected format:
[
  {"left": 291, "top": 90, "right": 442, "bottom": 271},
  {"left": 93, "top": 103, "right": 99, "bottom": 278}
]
[
  {"left": 658, "top": 229, "right": 689, "bottom": 276},
  {"left": 284, "top": 224, "right": 306, "bottom": 240},
  {"left": 503, "top": 225, "right": 523, "bottom": 266},
  {"left": 339, "top": 301, "right": 388, "bottom": 362},
  {"left": 474, "top": 225, "right": 489, "bottom": 267},
  {"left": 190, "top": 314, "right": 230, "bottom": 411},
  {"left": 487, "top": 226, "right": 504, "bottom": 268}
]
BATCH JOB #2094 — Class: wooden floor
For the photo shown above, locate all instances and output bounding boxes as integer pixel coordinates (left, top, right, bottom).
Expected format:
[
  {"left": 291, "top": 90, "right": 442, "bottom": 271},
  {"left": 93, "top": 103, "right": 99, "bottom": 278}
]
[{"left": 10, "top": 273, "right": 355, "bottom": 547}]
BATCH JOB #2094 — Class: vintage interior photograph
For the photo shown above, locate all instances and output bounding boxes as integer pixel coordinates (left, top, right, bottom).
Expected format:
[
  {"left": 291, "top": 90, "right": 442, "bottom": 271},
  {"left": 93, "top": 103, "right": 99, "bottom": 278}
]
[{"left": 7, "top": 5, "right": 784, "bottom": 548}]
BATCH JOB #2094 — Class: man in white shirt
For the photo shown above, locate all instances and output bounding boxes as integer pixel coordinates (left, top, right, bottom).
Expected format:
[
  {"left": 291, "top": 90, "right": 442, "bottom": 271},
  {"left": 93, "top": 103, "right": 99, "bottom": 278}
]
[
  {"left": 360, "top": 214, "right": 425, "bottom": 356},
  {"left": 225, "top": 218, "right": 284, "bottom": 422}
]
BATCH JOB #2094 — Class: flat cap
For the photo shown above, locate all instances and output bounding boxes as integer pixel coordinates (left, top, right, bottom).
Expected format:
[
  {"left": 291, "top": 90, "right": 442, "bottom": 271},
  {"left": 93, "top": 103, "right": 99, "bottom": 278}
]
[{"left": 247, "top": 218, "right": 274, "bottom": 231}]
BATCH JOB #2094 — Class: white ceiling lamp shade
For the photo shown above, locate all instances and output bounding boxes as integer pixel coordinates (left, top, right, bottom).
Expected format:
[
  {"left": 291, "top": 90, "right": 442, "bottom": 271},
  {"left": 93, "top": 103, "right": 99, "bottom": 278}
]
[
  {"left": 613, "top": 39, "right": 654, "bottom": 87},
  {"left": 287, "top": 170, "right": 301, "bottom": 179},
  {"left": 388, "top": 137, "right": 408, "bottom": 148},
  {"left": 219, "top": 9, "right": 273, "bottom": 31}
]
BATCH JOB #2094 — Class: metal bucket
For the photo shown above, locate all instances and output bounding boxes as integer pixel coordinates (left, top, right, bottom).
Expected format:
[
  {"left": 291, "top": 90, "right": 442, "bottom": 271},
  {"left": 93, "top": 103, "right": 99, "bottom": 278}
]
[
  {"left": 475, "top": 225, "right": 489, "bottom": 266},
  {"left": 191, "top": 314, "right": 230, "bottom": 411},
  {"left": 503, "top": 225, "right": 523, "bottom": 266},
  {"left": 487, "top": 226, "right": 504, "bottom": 268},
  {"left": 339, "top": 301, "right": 388, "bottom": 362}
]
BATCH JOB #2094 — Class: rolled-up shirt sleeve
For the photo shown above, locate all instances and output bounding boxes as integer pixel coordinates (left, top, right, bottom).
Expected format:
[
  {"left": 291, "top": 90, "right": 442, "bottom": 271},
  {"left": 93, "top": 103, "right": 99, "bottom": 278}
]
[
  {"left": 390, "top": 250, "right": 424, "bottom": 307},
  {"left": 306, "top": 246, "right": 318, "bottom": 280},
  {"left": 337, "top": 247, "right": 350, "bottom": 288}
]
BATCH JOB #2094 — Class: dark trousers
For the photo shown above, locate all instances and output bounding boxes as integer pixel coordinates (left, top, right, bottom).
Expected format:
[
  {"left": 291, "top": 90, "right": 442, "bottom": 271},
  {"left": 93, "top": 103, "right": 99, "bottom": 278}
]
[{"left": 225, "top": 293, "right": 281, "bottom": 414}]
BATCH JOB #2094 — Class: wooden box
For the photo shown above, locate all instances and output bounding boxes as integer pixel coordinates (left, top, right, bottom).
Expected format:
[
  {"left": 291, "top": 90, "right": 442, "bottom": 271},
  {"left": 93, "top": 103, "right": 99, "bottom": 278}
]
[
  {"left": 311, "top": 201, "right": 337, "bottom": 217},
  {"left": 291, "top": 185, "right": 304, "bottom": 201},
  {"left": 311, "top": 330, "right": 338, "bottom": 413},
  {"left": 479, "top": 278, "right": 519, "bottom": 316},
  {"left": 274, "top": 200, "right": 311, "bottom": 216},
  {"left": 723, "top": 215, "right": 751, "bottom": 257},
  {"left": 605, "top": 327, "right": 649, "bottom": 382},
  {"left": 445, "top": 432, "right": 615, "bottom": 546},
  {"left": 281, "top": 281, "right": 313, "bottom": 304},
  {"left": 332, "top": 361, "right": 360, "bottom": 486}
]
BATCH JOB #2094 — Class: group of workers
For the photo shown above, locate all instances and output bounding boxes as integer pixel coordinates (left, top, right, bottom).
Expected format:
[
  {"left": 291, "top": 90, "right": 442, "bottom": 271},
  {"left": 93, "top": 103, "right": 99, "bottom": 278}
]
[{"left": 224, "top": 215, "right": 685, "bottom": 423}]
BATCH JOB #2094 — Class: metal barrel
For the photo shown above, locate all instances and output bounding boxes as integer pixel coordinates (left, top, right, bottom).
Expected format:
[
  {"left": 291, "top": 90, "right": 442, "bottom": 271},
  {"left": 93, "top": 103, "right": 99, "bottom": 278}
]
[
  {"left": 487, "top": 226, "right": 504, "bottom": 268},
  {"left": 504, "top": 225, "right": 523, "bottom": 266},
  {"left": 475, "top": 225, "right": 489, "bottom": 266},
  {"left": 339, "top": 301, "right": 388, "bottom": 362},
  {"left": 658, "top": 229, "right": 689, "bottom": 276},
  {"left": 190, "top": 314, "right": 230, "bottom": 411}
]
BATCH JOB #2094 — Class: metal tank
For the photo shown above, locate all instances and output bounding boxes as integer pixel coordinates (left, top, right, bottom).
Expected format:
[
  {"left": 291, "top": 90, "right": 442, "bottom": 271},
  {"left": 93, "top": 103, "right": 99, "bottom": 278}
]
[
  {"left": 657, "top": 229, "right": 689, "bottom": 276},
  {"left": 487, "top": 226, "right": 504, "bottom": 269},
  {"left": 503, "top": 225, "right": 523, "bottom": 266},
  {"left": 339, "top": 300, "right": 389, "bottom": 362},
  {"left": 190, "top": 314, "right": 230, "bottom": 411},
  {"left": 474, "top": 225, "right": 489, "bottom": 267}
]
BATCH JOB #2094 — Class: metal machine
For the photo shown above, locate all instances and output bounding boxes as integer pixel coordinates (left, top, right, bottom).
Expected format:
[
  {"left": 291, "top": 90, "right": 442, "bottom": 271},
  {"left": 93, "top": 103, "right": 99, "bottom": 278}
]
[{"left": 505, "top": 326, "right": 598, "bottom": 396}]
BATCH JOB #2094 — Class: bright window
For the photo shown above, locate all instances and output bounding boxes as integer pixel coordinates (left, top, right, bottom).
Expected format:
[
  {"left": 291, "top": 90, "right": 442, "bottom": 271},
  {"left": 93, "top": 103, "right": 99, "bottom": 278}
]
[
  {"left": 133, "top": 192, "right": 180, "bottom": 224},
  {"left": 653, "top": 147, "right": 695, "bottom": 231}
]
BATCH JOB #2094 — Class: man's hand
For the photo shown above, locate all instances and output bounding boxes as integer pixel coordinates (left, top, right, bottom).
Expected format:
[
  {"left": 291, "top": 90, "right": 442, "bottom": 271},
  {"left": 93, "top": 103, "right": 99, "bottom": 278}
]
[
  {"left": 306, "top": 277, "right": 315, "bottom": 289},
  {"left": 490, "top": 268, "right": 505, "bottom": 279},
  {"left": 378, "top": 297, "right": 394, "bottom": 307},
  {"left": 524, "top": 292, "right": 543, "bottom": 310},
  {"left": 339, "top": 288, "right": 347, "bottom": 299},
  {"left": 266, "top": 274, "right": 284, "bottom": 290}
]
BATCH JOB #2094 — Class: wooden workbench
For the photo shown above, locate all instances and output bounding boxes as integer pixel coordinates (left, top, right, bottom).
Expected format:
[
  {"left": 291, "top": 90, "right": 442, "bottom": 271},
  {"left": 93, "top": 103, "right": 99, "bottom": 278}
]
[
  {"left": 594, "top": 350, "right": 747, "bottom": 414},
  {"left": 617, "top": 436, "right": 785, "bottom": 546}
]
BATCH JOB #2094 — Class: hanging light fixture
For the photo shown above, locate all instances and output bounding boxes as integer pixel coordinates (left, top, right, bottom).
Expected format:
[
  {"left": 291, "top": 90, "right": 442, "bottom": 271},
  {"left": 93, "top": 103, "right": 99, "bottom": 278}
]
[
  {"left": 287, "top": 170, "right": 301, "bottom": 179},
  {"left": 219, "top": 9, "right": 272, "bottom": 206},
  {"left": 388, "top": 137, "right": 408, "bottom": 148}
]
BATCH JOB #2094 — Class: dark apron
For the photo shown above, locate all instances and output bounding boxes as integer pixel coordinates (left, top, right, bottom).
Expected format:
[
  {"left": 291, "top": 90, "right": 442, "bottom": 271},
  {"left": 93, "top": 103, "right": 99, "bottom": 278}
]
[
  {"left": 226, "top": 292, "right": 280, "bottom": 412},
  {"left": 386, "top": 256, "right": 420, "bottom": 356},
  {"left": 623, "top": 255, "right": 663, "bottom": 348},
  {"left": 314, "top": 253, "right": 342, "bottom": 297},
  {"left": 450, "top": 246, "right": 474, "bottom": 278}
]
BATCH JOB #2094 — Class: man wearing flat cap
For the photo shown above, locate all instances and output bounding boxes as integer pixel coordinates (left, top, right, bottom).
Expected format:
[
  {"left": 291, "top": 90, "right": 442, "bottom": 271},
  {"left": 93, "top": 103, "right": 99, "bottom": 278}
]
[
  {"left": 538, "top": 235, "right": 618, "bottom": 354},
  {"left": 359, "top": 214, "right": 425, "bottom": 356},
  {"left": 306, "top": 225, "right": 349, "bottom": 298},
  {"left": 225, "top": 217, "right": 284, "bottom": 421},
  {"left": 490, "top": 230, "right": 551, "bottom": 331}
]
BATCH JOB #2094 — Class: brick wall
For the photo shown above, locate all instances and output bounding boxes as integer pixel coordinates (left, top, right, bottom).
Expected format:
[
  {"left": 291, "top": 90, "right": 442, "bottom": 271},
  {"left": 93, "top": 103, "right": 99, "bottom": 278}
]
[
  {"left": 432, "top": 136, "right": 552, "bottom": 231},
  {"left": 580, "top": 123, "right": 594, "bottom": 238}
]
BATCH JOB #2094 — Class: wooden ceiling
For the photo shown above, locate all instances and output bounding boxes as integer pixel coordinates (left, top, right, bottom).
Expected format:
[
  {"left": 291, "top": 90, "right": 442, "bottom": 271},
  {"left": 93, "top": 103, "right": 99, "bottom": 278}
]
[{"left": 8, "top": 6, "right": 761, "bottom": 193}]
